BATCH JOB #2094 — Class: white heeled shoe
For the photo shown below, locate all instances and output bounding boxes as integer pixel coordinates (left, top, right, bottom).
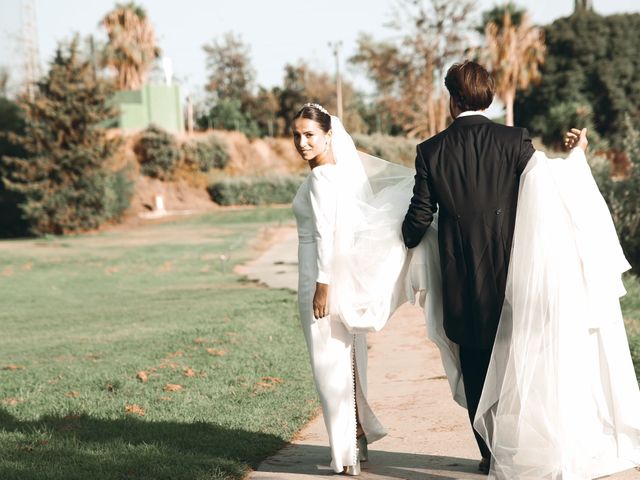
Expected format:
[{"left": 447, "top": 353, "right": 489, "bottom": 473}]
[{"left": 342, "top": 459, "right": 361, "bottom": 476}]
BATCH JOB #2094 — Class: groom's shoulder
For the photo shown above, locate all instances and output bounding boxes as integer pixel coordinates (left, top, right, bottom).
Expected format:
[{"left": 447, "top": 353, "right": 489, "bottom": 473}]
[
  {"left": 417, "top": 129, "right": 449, "bottom": 151},
  {"left": 489, "top": 122, "right": 530, "bottom": 140}
]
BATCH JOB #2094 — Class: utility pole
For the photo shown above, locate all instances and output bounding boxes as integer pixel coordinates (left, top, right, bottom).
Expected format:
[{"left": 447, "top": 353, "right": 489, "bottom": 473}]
[
  {"left": 574, "top": 0, "right": 593, "bottom": 12},
  {"left": 21, "top": 0, "right": 41, "bottom": 101},
  {"left": 328, "top": 41, "right": 343, "bottom": 119}
]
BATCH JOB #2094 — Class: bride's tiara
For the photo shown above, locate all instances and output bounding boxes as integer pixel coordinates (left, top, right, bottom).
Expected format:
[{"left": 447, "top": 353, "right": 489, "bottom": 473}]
[{"left": 303, "top": 102, "right": 330, "bottom": 116}]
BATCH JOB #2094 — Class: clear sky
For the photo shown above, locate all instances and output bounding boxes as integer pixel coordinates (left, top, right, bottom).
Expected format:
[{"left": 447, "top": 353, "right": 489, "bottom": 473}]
[{"left": 1, "top": 0, "right": 639, "bottom": 99}]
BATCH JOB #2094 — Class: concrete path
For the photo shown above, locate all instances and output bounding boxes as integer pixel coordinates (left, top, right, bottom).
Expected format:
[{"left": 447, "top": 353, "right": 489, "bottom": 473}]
[{"left": 241, "top": 226, "right": 640, "bottom": 480}]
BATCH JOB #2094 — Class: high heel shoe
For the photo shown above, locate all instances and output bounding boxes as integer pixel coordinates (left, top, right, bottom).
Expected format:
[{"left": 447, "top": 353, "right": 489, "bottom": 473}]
[
  {"left": 357, "top": 434, "right": 368, "bottom": 462},
  {"left": 342, "top": 459, "right": 361, "bottom": 476}
]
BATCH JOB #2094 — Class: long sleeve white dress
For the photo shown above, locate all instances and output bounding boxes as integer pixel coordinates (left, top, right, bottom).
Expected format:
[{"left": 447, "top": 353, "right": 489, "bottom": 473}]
[{"left": 292, "top": 163, "right": 387, "bottom": 473}]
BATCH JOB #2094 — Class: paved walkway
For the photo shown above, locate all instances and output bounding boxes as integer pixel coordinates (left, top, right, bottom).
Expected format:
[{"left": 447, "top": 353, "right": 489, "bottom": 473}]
[{"left": 241, "top": 226, "right": 640, "bottom": 480}]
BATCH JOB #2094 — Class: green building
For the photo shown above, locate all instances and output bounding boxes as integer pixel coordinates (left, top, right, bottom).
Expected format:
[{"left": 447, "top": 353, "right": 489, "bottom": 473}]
[{"left": 112, "top": 84, "right": 184, "bottom": 133}]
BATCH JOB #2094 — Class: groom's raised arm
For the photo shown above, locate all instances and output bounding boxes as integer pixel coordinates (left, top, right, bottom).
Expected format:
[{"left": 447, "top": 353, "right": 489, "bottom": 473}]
[{"left": 402, "top": 146, "right": 437, "bottom": 248}]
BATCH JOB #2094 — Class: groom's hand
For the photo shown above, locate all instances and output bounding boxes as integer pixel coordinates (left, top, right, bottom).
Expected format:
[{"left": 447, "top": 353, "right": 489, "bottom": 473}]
[
  {"left": 313, "top": 282, "right": 329, "bottom": 319},
  {"left": 563, "top": 128, "right": 588, "bottom": 152}
]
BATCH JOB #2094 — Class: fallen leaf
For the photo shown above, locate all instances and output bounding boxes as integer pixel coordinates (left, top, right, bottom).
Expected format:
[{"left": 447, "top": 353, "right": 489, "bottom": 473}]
[
  {"left": 163, "top": 383, "right": 183, "bottom": 392},
  {"left": 65, "top": 391, "right": 80, "bottom": 398},
  {"left": 193, "top": 337, "right": 209, "bottom": 344},
  {"left": 254, "top": 376, "right": 284, "bottom": 393},
  {"left": 3, "top": 365, "right": 25, "bottom": 371},
  {"left": 183, "top": 368, "right": 196, "bottom": 377},
  {"left": 136, "top": 371, "right": 149, "bottom": 383},
  {"left": 262, "top": 376, "right": 284, "bottom": 385},
  {"left": 2, "top": 398, "right": 21, "bottom": 406},
  {"left": 157, "top": 261, "right": 172, "bottom": 273},
  {"left": 159, "top": 396, "right": 172, "bottom": 401},
  {"left": 206, "top": 348, "right": 227, "bottom": 357},
  {"left": 165, "top": 350, "right": 184, "bottom": 358},
  {"left": 125, "top": 404, "right": 145, "bottom": 416},
  {"left": 1, "top": 266, "right": 14, "bottom": 277},
  {"left": 21, "top": 263, "right": 33, "bottom": 271}
]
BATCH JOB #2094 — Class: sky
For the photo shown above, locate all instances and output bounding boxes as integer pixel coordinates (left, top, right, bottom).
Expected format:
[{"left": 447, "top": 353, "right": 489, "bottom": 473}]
[{"left": 1, "top": 0, "right": 639, "bottom": 101}]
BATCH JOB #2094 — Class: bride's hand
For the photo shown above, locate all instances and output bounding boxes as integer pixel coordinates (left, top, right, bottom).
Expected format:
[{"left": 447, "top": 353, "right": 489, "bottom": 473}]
[
  {"left": 313, "top": 283, "right": 329, "bottom": 319},
  {"left": 563, "top": 128, "right": 588, "bottom": 152}
]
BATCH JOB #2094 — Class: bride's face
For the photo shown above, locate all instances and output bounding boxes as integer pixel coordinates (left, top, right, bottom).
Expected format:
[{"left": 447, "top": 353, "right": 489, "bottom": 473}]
[{"left": 292, "top": 118, "right": 331, "bottom": 162}]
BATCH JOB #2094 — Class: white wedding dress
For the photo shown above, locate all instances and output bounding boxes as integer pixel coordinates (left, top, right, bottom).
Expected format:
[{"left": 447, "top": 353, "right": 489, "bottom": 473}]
[{"left": 292, "top": 162, "right": 386, "bottom": 473}]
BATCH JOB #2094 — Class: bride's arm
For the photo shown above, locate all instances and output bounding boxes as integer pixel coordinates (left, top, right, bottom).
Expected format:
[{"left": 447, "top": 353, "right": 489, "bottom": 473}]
[{"left": 309, "top": 167, "right": 338, "bottom": 319}]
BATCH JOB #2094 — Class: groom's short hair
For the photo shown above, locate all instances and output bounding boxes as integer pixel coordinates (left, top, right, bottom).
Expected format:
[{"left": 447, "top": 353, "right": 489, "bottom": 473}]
[{"left": 445, "top": 61, "right": 495, "bottom": 112}]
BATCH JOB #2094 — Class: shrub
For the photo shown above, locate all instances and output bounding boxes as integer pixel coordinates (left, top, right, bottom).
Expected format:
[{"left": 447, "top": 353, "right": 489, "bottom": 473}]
[
  {"left": 181, "top": 135, "right": 230, "bottom": 172},
  {"left": 103, "top": 167, "right": 134, "bottom": 221},
  {"left": 134, "top": 125, "right": 180, "bottom": 180},
  {"left": 352, "top": 133, "right": 418, "bottom": 167},
  {"left": 197, "top": 98, "right": 260, "bottom": 138},
  {"left": 593, "top": 116, "right": 640, "bottom": 273},
  {"left": 208, "top": 175, "right": 303, "bottom": 206}
]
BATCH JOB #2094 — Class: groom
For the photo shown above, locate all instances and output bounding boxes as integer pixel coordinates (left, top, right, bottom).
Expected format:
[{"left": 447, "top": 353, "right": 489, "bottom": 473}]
[{"left": 401, "top": 60, "right": 535, "bottom": 474}]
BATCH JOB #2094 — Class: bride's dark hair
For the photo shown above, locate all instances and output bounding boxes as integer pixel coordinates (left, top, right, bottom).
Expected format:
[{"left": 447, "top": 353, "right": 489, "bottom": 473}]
[{"left": 293, "top": 104, "right": 332, "bottom": 133}]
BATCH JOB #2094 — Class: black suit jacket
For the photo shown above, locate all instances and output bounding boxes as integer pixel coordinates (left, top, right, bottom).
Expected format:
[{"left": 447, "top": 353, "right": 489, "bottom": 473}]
[{"left": 402, "top": 115, "right": 535, "bottom": 349}]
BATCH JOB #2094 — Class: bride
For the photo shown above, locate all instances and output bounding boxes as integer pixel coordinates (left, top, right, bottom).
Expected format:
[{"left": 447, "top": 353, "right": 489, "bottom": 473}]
[{"left": 291, "top": 101, "right": 640, "bottom": 478}]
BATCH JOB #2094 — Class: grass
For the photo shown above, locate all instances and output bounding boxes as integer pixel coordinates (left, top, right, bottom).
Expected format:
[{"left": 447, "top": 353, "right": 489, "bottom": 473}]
[
  {"left": 622, "top": 273, "right": 640, "bottom": 380},
  {"left": 1, "top": 206, "right": 639, "bottom": 480},
  {"left": 0, "top": 207, "right": 318, "bottom": 480}
]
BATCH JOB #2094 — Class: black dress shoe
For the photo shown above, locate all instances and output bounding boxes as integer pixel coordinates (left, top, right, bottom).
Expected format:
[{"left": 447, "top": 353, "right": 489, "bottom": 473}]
[{"left": 478, "top": 457, "right": 490, "bottom": 475}]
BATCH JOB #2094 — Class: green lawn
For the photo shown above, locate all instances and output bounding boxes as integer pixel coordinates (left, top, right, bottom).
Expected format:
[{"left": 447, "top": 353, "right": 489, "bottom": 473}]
[
  {"left": 622, "top": 273, "right": 640, "bottom": 379},
  {"left": 0, "top": 208, "right": 318, "bottom": 480},
  {"left": 1, "top": 207, "right": 639, "bottom": 480}
]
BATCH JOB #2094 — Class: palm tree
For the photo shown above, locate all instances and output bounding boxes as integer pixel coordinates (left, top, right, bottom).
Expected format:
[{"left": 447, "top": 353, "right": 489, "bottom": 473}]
[
  {"left": 101, "top": 2, "right": 160, "bottom": 90},
  {"left": 481, "top": 3, "right": 545, "bottom": 126}
]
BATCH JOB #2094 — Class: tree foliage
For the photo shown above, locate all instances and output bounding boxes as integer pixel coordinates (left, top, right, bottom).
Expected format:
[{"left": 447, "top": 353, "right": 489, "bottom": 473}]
[
  {"left": 514, "top": 11, "right": 640, "bottom": 149},
  {"left": 1, "top": 38, "right": 123, "bottom": 236},
  {"left": 101, "top": 2, "right": 161, "bottom": 90},
  {"left": 274, "top": 61, "right": 365, "bottom": 135},
  {"left": 203, "top": 32, "right": 255, "bottom": 104},
  {"left": 479, "top": 4, "right": 545, "bottom": 126},
  {"left": 595, "top": 116, "right": 640, "bottom": 273},
  {"left": 350, "top": 0, "right": 477, "bottom": 137}
]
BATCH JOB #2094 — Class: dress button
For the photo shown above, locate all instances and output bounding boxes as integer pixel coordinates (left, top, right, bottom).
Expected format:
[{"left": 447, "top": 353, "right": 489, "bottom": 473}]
[
  {"left": 495, "top": 208, "right": 502, "bottom": 215},
  {"left": 456, "top": 214, "right": 461, "bottom": 220}
]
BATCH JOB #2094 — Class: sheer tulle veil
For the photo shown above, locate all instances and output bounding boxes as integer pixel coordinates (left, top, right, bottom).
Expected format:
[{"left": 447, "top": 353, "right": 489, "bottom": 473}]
[
  {"left": 328, "top": 116, "right": 414, "bottom": 332},
  {"left": 328, "top": 116, "right": 464, "bottom": 405}
]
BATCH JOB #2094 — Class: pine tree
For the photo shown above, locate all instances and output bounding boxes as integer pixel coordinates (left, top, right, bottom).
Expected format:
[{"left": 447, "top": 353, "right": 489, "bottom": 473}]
[{"left": 1, "top": 37, "right": 120, "bottom": 235}]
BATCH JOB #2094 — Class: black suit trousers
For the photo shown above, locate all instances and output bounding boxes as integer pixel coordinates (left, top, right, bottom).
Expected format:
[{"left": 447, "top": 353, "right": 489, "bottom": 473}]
[{"left": 459, "top": 346, "right": 492, "bottom": 459}]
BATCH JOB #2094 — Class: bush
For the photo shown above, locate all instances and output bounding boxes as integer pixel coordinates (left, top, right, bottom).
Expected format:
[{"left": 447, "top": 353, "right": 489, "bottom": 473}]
[
  {"left": 593, "top": 116, "right": 640, "bottom": 273},
  {"left": 208, "top": 175, "right": 303, "bottom": 206},
  {"left": 134, "top": 125, "right": 180, "bottom": 180},
  {"left": 197, "top": 98, "right": 260, "bottom": 138},
  {"left": 352, "top": 133, "right": 418, "bottom": 167},
  {"left": 103, "top": 167, "right": 134, "bottom": 221},
  {"left": 536, "top": 101, "right": 605, "bottom": 151},
  {"left": 181, "top": 135, "right": 230, "bottom": 172}
]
